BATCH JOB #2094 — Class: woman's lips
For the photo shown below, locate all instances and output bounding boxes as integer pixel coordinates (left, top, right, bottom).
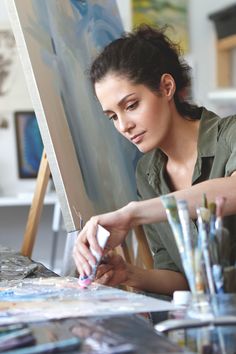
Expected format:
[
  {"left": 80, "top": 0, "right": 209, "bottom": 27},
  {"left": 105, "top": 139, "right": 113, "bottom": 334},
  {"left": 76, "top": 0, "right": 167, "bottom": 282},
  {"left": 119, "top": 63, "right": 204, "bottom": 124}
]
[{"left": 131, "top": 132, "right": 145, "bottom": 144}]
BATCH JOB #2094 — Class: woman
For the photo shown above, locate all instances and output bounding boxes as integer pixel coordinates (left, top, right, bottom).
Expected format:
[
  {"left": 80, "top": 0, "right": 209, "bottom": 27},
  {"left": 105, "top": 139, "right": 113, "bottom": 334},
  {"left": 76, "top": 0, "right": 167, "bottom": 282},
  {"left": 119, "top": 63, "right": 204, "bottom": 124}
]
[{"left": 73, "top": 25, "right": 236, "bottom": 297}]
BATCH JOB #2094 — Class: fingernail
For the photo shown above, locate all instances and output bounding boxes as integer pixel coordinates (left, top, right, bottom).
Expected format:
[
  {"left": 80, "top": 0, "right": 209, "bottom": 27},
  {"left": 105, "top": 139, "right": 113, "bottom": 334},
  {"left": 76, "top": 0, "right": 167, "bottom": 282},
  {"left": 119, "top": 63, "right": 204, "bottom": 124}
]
[{"left": 89, "top": 258, "right": 96, "bottom": 267}]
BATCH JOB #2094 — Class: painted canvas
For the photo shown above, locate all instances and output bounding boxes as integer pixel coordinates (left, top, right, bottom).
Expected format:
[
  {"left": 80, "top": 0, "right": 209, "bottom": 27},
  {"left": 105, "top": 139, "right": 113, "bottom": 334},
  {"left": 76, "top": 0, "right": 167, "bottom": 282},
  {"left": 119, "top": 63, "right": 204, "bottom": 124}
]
[
  {"left": 132, "top": 0, "right": 189, "bottom": 53},
  {"left": 0, "top": 277, "right": 175, "bottom": 324},
  {"left": 7, "top": 1, "right": 140, "bottom": 231}
]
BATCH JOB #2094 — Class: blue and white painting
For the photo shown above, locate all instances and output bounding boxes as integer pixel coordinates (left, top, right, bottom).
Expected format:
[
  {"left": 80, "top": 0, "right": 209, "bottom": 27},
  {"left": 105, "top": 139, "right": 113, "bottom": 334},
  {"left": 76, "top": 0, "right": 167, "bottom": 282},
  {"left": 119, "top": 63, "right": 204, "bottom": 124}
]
[{"left": 11, "top": 0, "right": 139, "bottom": 221}]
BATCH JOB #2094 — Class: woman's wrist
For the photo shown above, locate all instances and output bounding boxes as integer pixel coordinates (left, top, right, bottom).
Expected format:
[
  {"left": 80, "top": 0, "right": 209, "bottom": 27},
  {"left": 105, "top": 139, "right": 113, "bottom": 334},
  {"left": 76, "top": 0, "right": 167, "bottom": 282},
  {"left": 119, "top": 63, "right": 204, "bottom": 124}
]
[
  {"left": 123, "top": 198, "right": 166, "bottom": 226},
  {"left": 122, "top": 201, "right": 140, "bottom": 227},
  {"left": 123, "top": 263, "right": 146, "bottom": 290}
]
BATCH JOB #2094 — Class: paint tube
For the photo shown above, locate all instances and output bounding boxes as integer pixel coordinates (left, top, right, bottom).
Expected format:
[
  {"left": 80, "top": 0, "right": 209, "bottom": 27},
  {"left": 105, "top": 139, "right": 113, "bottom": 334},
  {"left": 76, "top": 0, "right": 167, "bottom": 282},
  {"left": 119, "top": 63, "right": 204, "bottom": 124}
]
[{"left": 79, "top": 225, "right": 110, "bottom": 287}]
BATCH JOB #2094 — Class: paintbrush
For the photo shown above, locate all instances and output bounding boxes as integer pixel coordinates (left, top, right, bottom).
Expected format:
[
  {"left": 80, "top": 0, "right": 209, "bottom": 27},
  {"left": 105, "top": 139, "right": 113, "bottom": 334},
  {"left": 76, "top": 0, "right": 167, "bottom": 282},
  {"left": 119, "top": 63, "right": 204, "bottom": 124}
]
[
  {"left": 215, "top": 196, "right": 230, "bottom": 267},
  {"left": 197, "top": 207, "right": 215, "bottom": 295},
  {"left": 0, "top": 327, "right": 35, "bottom": 352},
  {"left": 161, "top": 196, "right": 193, "bottom": 291},
  {"left": 177, "top": 200, "right": 196, "bottom": 293},
  {"left": 2, "top": 337, "right": 81, "bottom": 354}
]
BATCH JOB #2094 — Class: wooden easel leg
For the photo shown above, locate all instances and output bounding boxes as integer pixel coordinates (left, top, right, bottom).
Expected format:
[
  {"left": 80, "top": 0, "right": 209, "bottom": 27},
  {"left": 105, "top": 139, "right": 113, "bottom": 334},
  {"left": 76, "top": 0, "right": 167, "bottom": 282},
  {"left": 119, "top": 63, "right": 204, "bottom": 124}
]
[{"left": 21, "top": 150, "right": 50, "bottom": 257}]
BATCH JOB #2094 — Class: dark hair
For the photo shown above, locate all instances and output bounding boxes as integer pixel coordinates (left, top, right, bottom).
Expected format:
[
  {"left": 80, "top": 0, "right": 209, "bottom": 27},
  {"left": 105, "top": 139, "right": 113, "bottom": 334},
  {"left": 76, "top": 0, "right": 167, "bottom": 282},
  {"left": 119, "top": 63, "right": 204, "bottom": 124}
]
[{"left": 90, "top": 25, "right": 199, "bottom": 119}]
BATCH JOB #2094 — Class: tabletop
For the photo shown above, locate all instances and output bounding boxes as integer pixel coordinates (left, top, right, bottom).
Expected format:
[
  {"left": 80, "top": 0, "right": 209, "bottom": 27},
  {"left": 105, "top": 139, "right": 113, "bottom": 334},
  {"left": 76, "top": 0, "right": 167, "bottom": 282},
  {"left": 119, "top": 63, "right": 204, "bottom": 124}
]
[
  {"left": 0, "top": 245, "right": 187, "bottom": 354},
  {"left": 1, "top": 245, "right": 236, "bottom": 353}
]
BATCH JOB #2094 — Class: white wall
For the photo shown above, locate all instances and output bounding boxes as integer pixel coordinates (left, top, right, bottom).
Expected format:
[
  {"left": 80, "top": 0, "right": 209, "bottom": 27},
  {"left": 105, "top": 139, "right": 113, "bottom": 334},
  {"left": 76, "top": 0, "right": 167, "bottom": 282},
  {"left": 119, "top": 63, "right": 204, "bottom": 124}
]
[
  {"left": 116, "top": 0, "right": 132, "bottom": 31},
  {"left": 0, "top": 0, "right": 8, "bottom": 23}
]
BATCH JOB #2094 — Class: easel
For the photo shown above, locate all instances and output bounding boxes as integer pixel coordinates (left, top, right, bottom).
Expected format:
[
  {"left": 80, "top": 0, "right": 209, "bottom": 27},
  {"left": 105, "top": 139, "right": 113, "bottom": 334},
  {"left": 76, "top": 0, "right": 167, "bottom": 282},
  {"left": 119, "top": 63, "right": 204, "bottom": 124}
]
[{"left": 21, "top": 149, "right": 51, "bottom": 257}]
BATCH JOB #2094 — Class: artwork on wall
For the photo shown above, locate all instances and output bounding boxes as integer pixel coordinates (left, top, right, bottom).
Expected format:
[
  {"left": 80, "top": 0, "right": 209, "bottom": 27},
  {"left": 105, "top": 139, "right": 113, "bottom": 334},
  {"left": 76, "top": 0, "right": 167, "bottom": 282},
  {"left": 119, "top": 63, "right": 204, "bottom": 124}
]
[
  {"left": 0, "top": 27, "right": 32, "bottom": 111},
  {"left": 132, "top": 0, "right": 189, "bottom": 53},
  {"left": 0, "top": 29, "right": 17, "bottom": 96},
  {"left": 7, "top": 0, "right": 140, "bottom": 231},
  {"left": 14, "top": 111, "right": 43, "bottom": 178}
]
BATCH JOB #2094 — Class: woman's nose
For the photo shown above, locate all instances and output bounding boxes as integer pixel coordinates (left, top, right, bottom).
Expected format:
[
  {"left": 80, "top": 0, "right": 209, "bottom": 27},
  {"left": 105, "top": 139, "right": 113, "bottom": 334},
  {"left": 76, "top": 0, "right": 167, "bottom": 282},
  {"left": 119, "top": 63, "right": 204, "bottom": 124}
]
[{"left": 117, "top": 115, "right": 134, "bottom": 133}]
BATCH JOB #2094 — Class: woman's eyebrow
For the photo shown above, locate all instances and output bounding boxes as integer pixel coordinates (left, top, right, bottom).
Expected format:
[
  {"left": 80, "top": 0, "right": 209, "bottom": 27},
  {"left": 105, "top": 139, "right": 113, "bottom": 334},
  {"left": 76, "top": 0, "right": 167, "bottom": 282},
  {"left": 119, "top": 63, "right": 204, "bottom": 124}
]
[
  {"left": 117, "top": 93, "right": 135, "bottom": 107},
  {"left": 103, "top": 109, "right": 113, "bottom": 115},
  {"left": 103, "top": 93, "right": 136, "bottom": 114}
]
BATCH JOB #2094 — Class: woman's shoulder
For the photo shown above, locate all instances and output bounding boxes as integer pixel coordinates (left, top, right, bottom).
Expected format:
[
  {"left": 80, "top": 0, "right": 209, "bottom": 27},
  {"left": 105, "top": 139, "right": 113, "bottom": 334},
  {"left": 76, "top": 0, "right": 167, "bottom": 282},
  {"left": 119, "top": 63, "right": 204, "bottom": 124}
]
[
  {"left": 218, "top": 113, "right": 236, "bottom": 138},
  {"left": 201, "top": 107, "right": 236, "bottom": 138}
]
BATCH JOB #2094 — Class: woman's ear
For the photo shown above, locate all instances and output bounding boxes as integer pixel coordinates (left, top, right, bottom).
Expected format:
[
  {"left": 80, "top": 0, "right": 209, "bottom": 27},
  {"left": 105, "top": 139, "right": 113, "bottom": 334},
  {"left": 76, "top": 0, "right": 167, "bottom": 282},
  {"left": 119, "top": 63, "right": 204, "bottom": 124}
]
[{"left": 160, "top": 73, "right": 176, "bottom": 100}]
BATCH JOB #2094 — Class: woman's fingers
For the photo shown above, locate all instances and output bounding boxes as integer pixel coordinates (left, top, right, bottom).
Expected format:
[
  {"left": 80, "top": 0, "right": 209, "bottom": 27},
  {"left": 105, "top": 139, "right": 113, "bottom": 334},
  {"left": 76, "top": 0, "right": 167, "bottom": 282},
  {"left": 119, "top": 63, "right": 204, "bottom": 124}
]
[
  {"left": 95, "top": 269, "right": 114, "bottom": 285},
  {"left": 73, "top": 224, "right": 99, "bottom": 276},
  {"left": 95, "top": 263, "right": 113, "bottom": 279},
  {"left": 73, "top": 246, "right": 92, "bottom": 276},
  {"left": 72, "top": 208, "right": 131, "bottom": 277}
]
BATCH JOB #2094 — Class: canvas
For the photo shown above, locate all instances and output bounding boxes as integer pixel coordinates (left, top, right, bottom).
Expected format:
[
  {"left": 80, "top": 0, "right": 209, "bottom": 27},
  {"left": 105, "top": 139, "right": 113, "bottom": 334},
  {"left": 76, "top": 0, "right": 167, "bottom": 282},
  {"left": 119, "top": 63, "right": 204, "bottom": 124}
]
[{"left": 7, "top": 0, "right": 140, "bottom": 231}]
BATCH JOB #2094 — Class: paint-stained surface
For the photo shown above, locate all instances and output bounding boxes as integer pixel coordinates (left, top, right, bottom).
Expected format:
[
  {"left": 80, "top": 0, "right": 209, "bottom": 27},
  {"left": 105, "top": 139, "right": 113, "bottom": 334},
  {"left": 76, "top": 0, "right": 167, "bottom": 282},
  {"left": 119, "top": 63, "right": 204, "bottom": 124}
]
[{"left": 0, "top": 276, "right": 175, "bottom": 323}]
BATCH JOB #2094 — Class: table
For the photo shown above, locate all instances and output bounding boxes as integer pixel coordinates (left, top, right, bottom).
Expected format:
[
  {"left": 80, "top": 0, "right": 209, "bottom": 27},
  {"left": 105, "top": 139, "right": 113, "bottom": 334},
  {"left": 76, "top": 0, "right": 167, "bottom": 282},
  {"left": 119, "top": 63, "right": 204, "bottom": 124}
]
[
  {"left": 155, "top": 294, "right": 236, "bottom": 353},
  {"left": 0, "top": 245, "right": 186, "bottom": 354},
  {"left": 1, "top": 245, "right": 236, "bottom": 353}
]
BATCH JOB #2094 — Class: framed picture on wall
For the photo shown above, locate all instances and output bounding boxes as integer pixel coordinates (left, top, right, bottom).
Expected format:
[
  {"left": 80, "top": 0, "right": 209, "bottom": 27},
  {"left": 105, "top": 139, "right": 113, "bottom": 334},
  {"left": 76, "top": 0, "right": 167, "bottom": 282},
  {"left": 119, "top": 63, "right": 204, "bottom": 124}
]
[
  {"left": 132, "top": 0, "right": 189, "bottom": 53},
  {"left": 14, "top": 111, "right": 43, "bottom": 178}
]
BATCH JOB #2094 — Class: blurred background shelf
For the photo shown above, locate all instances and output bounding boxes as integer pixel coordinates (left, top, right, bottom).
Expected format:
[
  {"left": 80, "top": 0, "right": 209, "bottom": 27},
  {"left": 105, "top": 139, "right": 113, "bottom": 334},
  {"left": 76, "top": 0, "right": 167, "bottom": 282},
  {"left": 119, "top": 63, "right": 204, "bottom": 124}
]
[
  {"left": 208, "top": 88, "right": 236, "bottom": 101},
  {"left": 0, "top": 192, "right": 58, "bottom": 207}
]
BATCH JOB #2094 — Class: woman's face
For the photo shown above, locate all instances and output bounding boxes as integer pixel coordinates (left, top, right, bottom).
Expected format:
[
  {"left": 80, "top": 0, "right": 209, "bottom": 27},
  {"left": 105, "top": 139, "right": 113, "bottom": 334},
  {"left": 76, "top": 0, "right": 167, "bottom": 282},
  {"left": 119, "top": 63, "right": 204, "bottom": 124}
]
[{"left": 95, "top": 73, "right": 174, "bottom": 153}]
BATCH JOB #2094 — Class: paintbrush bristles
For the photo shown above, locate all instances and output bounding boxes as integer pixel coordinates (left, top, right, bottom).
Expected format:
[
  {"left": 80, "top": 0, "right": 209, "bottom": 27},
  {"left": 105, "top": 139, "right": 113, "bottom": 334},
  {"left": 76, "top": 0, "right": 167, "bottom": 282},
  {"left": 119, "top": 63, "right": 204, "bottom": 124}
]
[
  {"left": 209, "top": 202, "right": 216, "bottom": 216},
  {"left": 199, "top": 207, "right": 211, "bottom": 223},
  {"left": 202, "top": 193, "right": 208, "bottom": 208}
]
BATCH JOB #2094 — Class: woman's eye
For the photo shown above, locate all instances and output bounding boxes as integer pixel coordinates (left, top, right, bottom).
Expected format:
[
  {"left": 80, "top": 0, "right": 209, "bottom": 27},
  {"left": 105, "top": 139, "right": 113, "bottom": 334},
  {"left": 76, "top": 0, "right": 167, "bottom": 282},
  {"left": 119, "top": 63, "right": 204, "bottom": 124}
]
[
  {"left": 126, "top": 101, "right": 138, "bottom": 111},
  {"left": 108, "top": 114, "right": 117, "bottom": 121}
]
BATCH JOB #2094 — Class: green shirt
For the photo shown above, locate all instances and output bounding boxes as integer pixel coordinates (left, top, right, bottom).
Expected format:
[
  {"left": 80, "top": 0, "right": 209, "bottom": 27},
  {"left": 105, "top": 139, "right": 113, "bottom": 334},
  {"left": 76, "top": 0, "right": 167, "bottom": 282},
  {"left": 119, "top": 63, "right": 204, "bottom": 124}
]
[{"left": 136, "top": 107, "right": 236, "bottom": 275}]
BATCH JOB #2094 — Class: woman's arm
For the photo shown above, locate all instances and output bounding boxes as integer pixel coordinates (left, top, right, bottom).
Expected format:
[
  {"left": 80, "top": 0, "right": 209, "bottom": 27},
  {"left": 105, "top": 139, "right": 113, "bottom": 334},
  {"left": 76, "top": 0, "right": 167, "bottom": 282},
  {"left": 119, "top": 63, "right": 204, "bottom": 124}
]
[
  {"left": 128, "top": 174, "right": 236, "bottom": 226},
  {"left": 73, "top": 174, "right": 236, "bottom": 276},
  {"left": 126, "top": 267, "right": 189, "bottom": 294},
  {"left": 95, "top": 252, "right": 189, "bottom": 295}
]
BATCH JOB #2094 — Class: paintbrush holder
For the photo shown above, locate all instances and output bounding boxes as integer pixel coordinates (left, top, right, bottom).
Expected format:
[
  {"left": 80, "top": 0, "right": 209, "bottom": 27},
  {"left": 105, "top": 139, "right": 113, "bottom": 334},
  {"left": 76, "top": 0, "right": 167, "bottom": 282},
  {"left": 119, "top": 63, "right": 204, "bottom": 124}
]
[{"left": 186, "top": 293, "right": 215, "bottom": 320}]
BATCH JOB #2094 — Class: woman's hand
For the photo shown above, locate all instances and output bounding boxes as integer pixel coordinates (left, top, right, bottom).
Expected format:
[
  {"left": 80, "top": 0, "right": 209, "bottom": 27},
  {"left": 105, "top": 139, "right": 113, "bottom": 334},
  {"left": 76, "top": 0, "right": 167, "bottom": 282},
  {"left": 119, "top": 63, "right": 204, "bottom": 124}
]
[
  {"left": 73, "top": 205, "right": 133, "bottom": 276},
  {"left": 94, "top": 251, "right": 129, "bottom": 287}
]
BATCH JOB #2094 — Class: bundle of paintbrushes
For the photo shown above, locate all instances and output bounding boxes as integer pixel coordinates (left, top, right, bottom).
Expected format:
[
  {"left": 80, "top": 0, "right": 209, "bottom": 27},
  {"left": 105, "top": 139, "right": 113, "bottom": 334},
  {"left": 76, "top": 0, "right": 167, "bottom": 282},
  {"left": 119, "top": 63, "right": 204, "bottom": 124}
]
[{"left": 161, "top": 195, "right": 230, "bottom": 297}]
